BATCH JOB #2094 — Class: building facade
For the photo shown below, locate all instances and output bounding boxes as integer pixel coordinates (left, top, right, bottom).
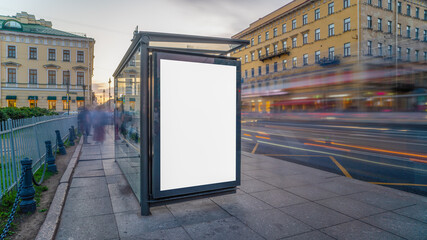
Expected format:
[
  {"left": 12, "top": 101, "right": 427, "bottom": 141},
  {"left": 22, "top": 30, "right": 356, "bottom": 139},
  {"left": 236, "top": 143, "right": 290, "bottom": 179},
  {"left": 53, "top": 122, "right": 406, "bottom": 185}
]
[
  {"left": 0, "top": 12, "right": 95, "bottom": 112},
  {"left": 232, "top": 0, "right": 427, "bottom": 113}
]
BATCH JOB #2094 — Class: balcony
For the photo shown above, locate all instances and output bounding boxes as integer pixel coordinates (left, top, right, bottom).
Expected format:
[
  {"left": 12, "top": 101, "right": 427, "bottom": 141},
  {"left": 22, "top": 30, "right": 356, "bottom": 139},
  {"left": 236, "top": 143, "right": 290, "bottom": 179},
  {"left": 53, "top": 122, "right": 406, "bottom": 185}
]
[
  {"left": 317, "top": 56, "right": 340, "bottom": 66},
  {"left": 259, "top": 48, "right": 290, "bottom": 62}
]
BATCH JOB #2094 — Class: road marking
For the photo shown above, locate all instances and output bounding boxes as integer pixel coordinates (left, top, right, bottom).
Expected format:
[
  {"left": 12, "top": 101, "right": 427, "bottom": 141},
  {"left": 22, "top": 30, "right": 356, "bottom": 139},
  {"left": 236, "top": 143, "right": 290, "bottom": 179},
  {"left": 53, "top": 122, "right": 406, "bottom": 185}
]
[
  {"left": 256, "top": 140, "right": 427, "bottom": 173},
  {"left": 257, "top": 131, "right": 270, "bottom": 135},
  {"left": 256, "top": 136, "right": 271, "bottom": 140},
  {"left": 329, "top": 156, "right": 352, "bottom": 178},
  {"left": 370, "top": 182, "right": 427, "bottom": 187},
  {"left": 263, "top": 154, "right": 323, "bottom": 157},
  {"left": 243, "top": 133, "right": 252, "bottom": 137},
  {"left": 304, "top": 143, "right": 351, "bottom": 152},
  {"left": 410, "top": 158, "right": 427, "bottom": 164},
  {"left": 330, "top": 142, "right": 427, "bottom": 159},
  {"left": 242, "top": 137, "right": 252, "bottom": 141},
  {"left": 251, "top": 142, "right": 259, "bottom": 154}
]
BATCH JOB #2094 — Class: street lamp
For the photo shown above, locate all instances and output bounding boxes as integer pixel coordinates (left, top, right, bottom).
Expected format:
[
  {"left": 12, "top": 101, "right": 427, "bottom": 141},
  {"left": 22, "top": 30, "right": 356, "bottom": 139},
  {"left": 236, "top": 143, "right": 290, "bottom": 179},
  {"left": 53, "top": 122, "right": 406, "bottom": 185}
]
[
  {"left": 103, "top": 89, "right": 106, "bottom": 106},
  {"left": 108, "top": 78, "right": 112, "bottom": 110}
]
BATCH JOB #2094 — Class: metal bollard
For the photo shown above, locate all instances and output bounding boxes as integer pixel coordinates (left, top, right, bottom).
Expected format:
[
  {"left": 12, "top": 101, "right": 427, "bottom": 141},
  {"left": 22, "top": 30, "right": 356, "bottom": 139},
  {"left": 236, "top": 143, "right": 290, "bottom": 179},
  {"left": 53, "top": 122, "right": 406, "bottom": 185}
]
[
  {"left": 69, "top": 128, "right": 75, "bottom": 146},
  {"left": 55, "top": 130, "right": 67, "bottom": 155},
  {"left": 20, "top": 158, "right": 36, "bottom": 214},
  {"left": 45, "top": 141, "right": 57, "bottom": 172},
  {"left": 71, "top": 125, "right": 76, "bottom": 140}
]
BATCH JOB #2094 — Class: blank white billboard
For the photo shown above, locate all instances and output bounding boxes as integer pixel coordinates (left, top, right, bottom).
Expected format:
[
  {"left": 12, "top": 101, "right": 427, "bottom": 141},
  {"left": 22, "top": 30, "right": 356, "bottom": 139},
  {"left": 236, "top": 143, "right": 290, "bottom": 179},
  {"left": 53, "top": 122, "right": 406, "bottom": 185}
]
[{"left": 160, "top": 59, "right": 237, "bottom": 191}]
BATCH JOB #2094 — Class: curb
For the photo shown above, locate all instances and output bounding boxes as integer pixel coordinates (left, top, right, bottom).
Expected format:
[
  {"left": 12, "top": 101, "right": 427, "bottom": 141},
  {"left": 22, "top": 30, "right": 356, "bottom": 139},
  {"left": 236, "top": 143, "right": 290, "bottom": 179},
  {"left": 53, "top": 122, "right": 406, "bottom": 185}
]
[{"left": 35, "top": 137, "right": 83, "bottom": 240}]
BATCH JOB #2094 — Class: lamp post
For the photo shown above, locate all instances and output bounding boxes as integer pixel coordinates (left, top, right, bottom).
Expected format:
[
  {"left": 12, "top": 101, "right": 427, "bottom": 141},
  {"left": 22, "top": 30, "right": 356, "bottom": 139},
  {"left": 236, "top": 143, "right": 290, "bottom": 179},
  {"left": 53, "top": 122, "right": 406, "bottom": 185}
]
[
  {"left": 108, "top": 78, "right": 112, "bottom": 110},
  {"left": 103, "top": 89, "right": 106, "bottom": 106},
  {"left": 82, "top": 84, "right": 86, "bottom": 108},
  {"left": 66, "top": 80, "right": 70, "bottom": 115}
]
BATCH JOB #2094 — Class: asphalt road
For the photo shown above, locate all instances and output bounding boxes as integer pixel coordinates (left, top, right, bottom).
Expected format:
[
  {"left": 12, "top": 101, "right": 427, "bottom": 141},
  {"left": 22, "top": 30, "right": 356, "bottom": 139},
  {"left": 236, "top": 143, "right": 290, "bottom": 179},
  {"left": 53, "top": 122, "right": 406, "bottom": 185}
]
[{"left": 241, "top": 119, "right": 427, "bottom": 196}]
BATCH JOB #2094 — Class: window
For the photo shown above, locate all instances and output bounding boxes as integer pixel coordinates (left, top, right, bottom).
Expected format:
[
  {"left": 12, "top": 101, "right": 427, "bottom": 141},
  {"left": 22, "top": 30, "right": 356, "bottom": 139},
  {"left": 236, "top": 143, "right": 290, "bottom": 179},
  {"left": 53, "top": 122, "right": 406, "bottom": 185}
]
[
  {"left": 77, "top": 72, "right": 84, "bottom": 85},
  {"left": 415, "top": 50, "right": 419, "bottom": 61},
  {"left": 77, "top": 51, "right": 84, "bottom": 62},
  {"left": 282, "top": 60, "right": 287, "bottom": 70},
  {"left": 328, "top": 24, "right": 335, "bottom": 36},
  {"left": 266, "top": 64, "right": 269, "bottom": 74},
  {"left": 415, "top": 7, "right": 419, "bottom": 18},
  {"left": 265, "top": 47, "right": 270, "bottom": 56},
  {"left": 329, "top": 47, "right": 335, "bottom": 59},
  {"left": 251, "top": 38, "right": 254, "bottom": 46},
  {"left": 29, "top": 99, "right": 37, "bottom": 108},
  {"left": 274, "top": 44, "right": 278, "bottom": 54},
  {"left": 388, "top": 45, "right": 392, "bottom": 57},
  {"left": 398, "top": 23, "right": 401, "bottom": 35},
  {"left": 292, "top": 57, "right": 297, "bottom": 68},
  {"left": 397, "top": 46, "right": 401, "bottom": 59},
  {"left": 425, "top": 52, "right": 427, "bottom": 61},
  {"left": 424, "top": 30, "right": 427, "bottom": 42},
  {"left": 406, "top": 26, "right": 410, "bottom": 38},
  {"left": 397, "top": 2, "right": 401, "bottom": 14},
  {"left": 315, "top": 8, "right": 320, "bottom": 20},
  {"left": 303, "top": 14, "right": 308, "bottom": 25},
  {"left": 292, "top": 37, "right": 297, "bottom": 48},
  {"left": 258, "top": 49, "right": 262, "bottom": 58},
  {"left": 273, "top": 28, "right": 278, "bottom": 37},
  {"left": 282, "top": 40, "right": 287, "bottom": 49},
  {"left": 245, "top": 55, "right": 248, "bottom": 63},
  {"left": 387, "top": 0, "right": 392, "bottom": 10},
  {"left": 387, "top": 21, "right": 392, "bottom": 33},
  {"left": 344, "top": 0, "right": 350, "bottom": 8},
  {"left": 367, "top": 16, "right": 372, "bottom": 29},
  {"left": 406, "top": 48, "right": 410, "bottom": 61},
  {"left": 7, "top": 99, "right": 16, "bottom": 107},
  {"left": 406, "top": 4, "right": 410, "bottom": 16},
  {"left": 48, "top": 49, "right": 56, "bottom": 61},
  {"left": 328, "top": 2, "right": 334, "bottom": 15},
  {"left": 258, "top": 66, "right": 262, "bottom": 75},
  {"left": 303, "top": 33, "right": 308, "bottom": 44},
  {"left": 63, "top": 71, "right": 70, "bottom": 85},
  {"left": 344, "top": 42, "right": 351, "bottom": 56},
  {"left": 344, "top": 18, "right": 351, "bottom": 32},
  {"left": 368, "top": 0, "right": 372, "bottom": 4},
  {"left": 274, "top": 62, "right": 278, "bottom": 72},
  {"left": 251, "top": 52, "right": 255, "bottom": 61},
  {"left": 8, "top": 46, "right": 16, "bottom": 58},
  {"left": 258, "top": 35, "right": 262, "bottom": 43},
  {"left": 378, "top": 43, "right": 383, "bottom": 56},
  {"left": 425, "top": 10, "right": 427, "bottom": 20},
  {"left": 48, "top": 100, "right": 56, "bottom": 110},
  {"left": 7, "top": 68, "right": 16, "bottom": 83},
  {"left": 303, "top": 54, "right": 308, "bottom": 65},
  {"left": 265, "top": 31, "right": 269, "bottom": 40},
  {"left": 245, "top": 70, "right": 248, "bottom": 78},
  {"left": 29, "top": 69, "right": 37, "bottom": 84},
  {"left": 292, "top": 19, "right": 297, "bottom": 29},
  {"left": 415, "top": 28, "right": 419, "bottom": 39},
  {"left": 63, "top": 50, "right": 70, "bottom": 62},
  {"left": 377, "top": 18, "right": 382, "bottom": 31},
  {"left": 251, "top": 68, "right": 254, "bottom": 77},
  {"left": 315, "top": 50, "right": 320, "bottom": 63},
  {"left": 48, "top": 70, "right": 56, "bottom": 85},
  {"left": 29, "top": 47, "right": 37, "bottom": 60},
  {"left": 367, "top": 41, "right": 372, "bottom": 55},
  {"left": 315, "top": 28, "right": 320, "bottom": 40},
  {"left": 378, "top": 0, "right": 383, "bottom": 8},
  {"left": 282, "top": 24, "right": 287, "bottom": 33},
  {"left": 63, "top": 100, "right": 70, "bottom": 110}
]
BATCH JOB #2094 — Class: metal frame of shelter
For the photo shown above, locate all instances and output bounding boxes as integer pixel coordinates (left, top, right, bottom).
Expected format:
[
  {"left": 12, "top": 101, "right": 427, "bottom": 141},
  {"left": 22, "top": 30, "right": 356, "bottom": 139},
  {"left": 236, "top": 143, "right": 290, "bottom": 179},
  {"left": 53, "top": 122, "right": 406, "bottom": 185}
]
[{"left": 113, "top": 31, "right": 249, "bottom": 215}]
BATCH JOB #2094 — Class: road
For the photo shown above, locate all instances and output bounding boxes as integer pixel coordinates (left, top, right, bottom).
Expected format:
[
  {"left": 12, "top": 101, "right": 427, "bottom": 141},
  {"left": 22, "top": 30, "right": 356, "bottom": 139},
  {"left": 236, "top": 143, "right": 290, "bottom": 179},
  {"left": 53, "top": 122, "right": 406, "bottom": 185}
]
[{"left": 241, "top": 119, "right": 427, "bottom": 196}]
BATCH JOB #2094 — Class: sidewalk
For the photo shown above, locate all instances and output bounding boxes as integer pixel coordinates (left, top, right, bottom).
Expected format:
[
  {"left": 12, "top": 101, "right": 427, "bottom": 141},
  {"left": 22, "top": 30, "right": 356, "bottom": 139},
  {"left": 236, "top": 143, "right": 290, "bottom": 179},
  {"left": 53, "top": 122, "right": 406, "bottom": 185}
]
[{"left": 55, "top": 132, "right": 427, "bottom": 240}]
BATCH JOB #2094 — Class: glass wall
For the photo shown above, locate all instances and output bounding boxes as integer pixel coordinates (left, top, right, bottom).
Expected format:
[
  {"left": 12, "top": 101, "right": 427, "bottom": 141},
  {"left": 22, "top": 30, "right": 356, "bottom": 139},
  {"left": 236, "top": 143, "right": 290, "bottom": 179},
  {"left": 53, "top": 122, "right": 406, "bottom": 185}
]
[{"left": 114, "top": 46, "right": 141, "bottom": 201}]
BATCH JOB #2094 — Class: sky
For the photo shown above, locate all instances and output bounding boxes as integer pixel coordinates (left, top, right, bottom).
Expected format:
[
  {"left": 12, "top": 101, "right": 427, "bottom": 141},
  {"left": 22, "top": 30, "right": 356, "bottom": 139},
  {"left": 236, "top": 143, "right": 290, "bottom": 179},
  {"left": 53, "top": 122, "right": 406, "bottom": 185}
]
[{"left": 1, "top": 0, "right": 291, "bottom": 94}]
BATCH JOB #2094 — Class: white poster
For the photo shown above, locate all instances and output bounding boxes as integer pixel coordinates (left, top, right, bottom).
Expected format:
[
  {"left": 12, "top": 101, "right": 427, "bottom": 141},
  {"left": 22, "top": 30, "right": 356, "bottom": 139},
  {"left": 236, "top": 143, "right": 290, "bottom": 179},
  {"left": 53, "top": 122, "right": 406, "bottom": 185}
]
[{"left": 160, "top": 59, "right": 237, "bottom": 191}]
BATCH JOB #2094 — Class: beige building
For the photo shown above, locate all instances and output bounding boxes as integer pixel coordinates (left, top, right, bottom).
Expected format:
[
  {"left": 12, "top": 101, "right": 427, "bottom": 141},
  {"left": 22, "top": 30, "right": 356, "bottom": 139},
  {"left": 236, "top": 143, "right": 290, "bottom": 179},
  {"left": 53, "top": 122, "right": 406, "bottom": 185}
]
[
  {"left": 0, "top": 12, "right": 95, "bottom": 112},
  {"left": 232, "top": 0, "right": 427, "bottom": 113}
]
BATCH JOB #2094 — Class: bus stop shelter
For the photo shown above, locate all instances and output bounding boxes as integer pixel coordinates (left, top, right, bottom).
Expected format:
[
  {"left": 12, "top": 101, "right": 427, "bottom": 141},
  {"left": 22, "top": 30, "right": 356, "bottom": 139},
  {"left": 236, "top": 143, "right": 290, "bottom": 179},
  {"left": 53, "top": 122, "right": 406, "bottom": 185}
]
[{"left": 113, "top": 31, "right": 249, "bottom": 215}]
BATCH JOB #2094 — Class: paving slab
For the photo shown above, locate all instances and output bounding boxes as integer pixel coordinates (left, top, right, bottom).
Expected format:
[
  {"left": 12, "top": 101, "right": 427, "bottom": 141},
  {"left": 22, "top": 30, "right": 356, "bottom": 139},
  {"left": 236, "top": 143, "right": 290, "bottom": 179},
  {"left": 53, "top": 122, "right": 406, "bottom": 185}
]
[
  {"left": 361, "top": 211, "right": 427, "bottom": 240},
  {"left": 347, "top": 190, "right": 419, "bottom": 211},
  {"left": 183, "top": 217, "right": 264, "bottom": 240},
  {"left": 284, "top": 185, "right": 339, "bottom": 201},
  {"left": 70, "top": 176, "right": 107, "bottom": 188},
  {"left": 56, "top": 214, "right": 119, "bottom": 240},
  {"left": 110, "top": 194, "right": 140, "bottom": 213},
  {"left": 250, "top": 189, "right": 308, "bottom": 208},
  {"left": 211, "top": 192, "right": 273, "bottom": 216},
  {"left": 62, "top": 196, "right": 113, "bottom": 219},
  {"left": 393, "top": 202, "right": 427, "bottom": 223},
  {"left": 67, "top": 183, "right": 110, "bottom": 200},
  {"left": 239, "top": 179, "right": 278, "bottom": 193},
  {"left": 235, "top": 208, "right": 312, "bottom": 239},
  {"left": 283, "top": 230, "right": 335, "bottom": 240},
  {"left": 321, "top": 220, "right": 404, "bottom": 240},
  {"left": 316, "top": 196, "right": 387, "bottom": 219},
  {"left": 73, "top": 168, "right": 105, "bottom": 178},
  {"left": 166, "top": 198, "right": 230, "bottom": 226},
  {"left": 120, "top": 227, "right": 191, "bottom": 240}
]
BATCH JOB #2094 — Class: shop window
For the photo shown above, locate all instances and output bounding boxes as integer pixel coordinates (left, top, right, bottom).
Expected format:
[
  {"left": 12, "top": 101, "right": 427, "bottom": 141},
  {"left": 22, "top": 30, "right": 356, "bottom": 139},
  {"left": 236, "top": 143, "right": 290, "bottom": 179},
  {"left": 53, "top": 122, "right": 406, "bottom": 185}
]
[
  {"left": 63, "top": 100, "right": 70, "bottom": 110},
  {"left": 48, "top": 100, "right": 56, "bottom": 110},
  {"left": 29, "top": 100, "right": 38, "bottom": 108},
  {"left": 7, "top": 100, "right": 16, "bottom": 107}
]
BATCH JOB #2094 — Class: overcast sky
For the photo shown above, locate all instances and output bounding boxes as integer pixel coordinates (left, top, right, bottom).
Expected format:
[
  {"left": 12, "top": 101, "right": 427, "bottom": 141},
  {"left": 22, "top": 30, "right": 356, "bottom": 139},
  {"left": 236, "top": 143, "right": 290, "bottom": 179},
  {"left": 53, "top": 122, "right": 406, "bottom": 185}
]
[{"left": 1, "top": 0, "right": 291, "bottom": 93}]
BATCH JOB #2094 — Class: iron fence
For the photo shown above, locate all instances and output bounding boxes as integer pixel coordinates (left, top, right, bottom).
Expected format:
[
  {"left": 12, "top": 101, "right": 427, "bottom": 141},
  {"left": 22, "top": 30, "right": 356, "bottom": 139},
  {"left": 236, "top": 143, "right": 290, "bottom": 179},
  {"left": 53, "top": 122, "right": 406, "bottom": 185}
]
[{"left": 0, "top": 114, "right": 77, "bottom": 200}]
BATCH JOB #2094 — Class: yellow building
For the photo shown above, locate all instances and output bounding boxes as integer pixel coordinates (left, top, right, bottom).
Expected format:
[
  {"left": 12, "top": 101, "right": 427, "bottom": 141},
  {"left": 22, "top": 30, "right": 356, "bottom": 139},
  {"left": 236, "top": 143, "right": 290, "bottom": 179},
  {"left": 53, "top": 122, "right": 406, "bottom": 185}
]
[
  {"left": 232, "top": 0, "right": 427, "bottom": 113},
  {"left": 0, "top": 12, "right": 95, "bottom": 112}
]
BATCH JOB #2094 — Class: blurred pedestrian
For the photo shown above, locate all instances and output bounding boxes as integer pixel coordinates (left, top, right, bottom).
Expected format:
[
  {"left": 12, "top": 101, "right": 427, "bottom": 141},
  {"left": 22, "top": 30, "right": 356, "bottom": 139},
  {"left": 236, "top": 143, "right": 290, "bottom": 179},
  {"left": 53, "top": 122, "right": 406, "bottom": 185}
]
[{"left": 93, "top": 106, "right": 107, "bottom": 144}]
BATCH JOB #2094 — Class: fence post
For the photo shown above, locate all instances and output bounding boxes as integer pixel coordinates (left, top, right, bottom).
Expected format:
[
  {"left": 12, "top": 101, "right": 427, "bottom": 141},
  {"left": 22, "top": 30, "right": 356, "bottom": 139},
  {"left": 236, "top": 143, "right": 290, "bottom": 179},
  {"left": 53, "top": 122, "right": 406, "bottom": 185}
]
[
  {"left": 55, "top": 130, "right": 66, "bottom": 155},
  {"left": 7, "top": 119, "right": 18, "bottom": 188},
  {"left": 19, "top": 158, "right": 36, "bottom": 214},
  {"left": 69, "top": 128, "right": 75, "bottom": 146},
  {"left": 71, "top": 125, "right": 76, "bottom": 141},
  {"left": 32, "top": 116, "right": 42, "bottom": 162},
  {"left": 45, "top": 141, "right": 57, "bottom": 172}
]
